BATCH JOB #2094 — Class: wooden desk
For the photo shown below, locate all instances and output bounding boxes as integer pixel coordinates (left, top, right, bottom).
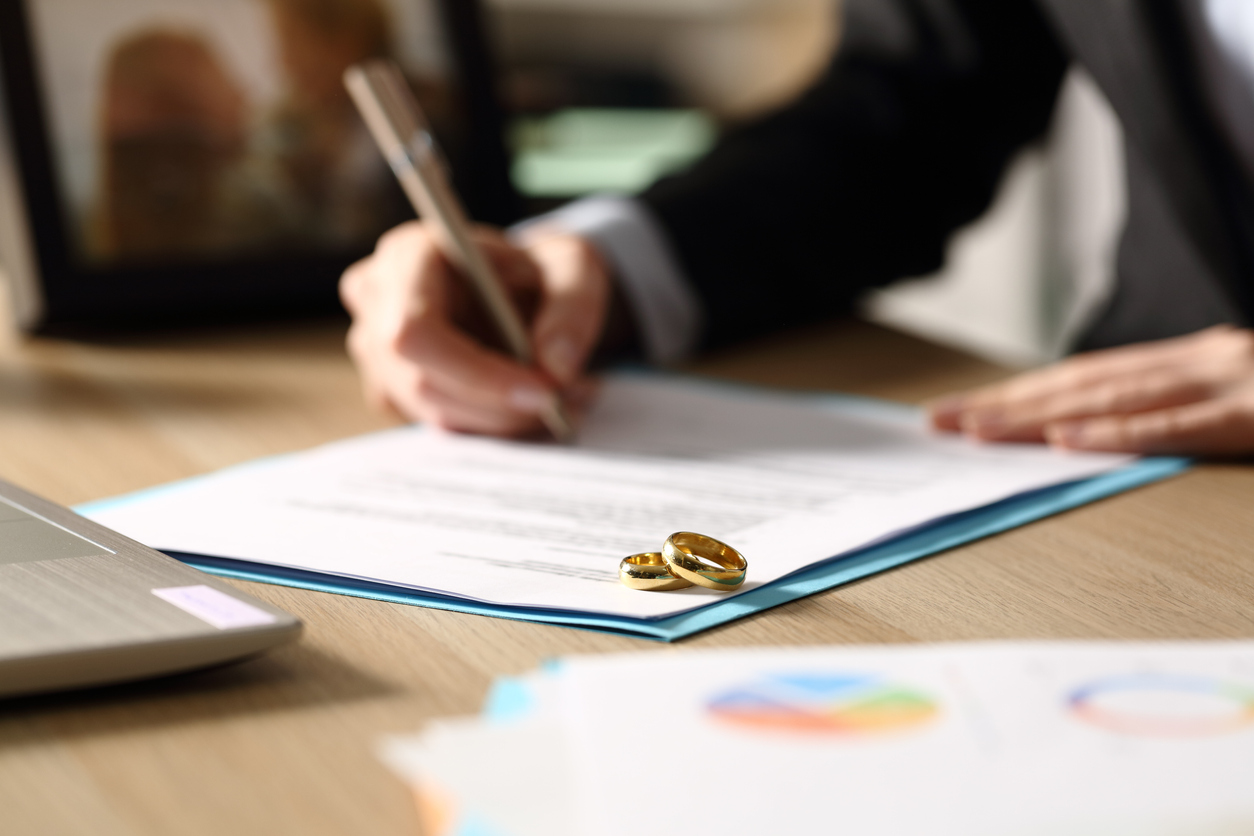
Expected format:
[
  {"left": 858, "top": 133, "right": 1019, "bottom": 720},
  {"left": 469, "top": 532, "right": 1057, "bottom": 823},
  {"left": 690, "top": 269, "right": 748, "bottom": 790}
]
[{"left": 1, "top": 315, "right": 1252, "bottom": 836}]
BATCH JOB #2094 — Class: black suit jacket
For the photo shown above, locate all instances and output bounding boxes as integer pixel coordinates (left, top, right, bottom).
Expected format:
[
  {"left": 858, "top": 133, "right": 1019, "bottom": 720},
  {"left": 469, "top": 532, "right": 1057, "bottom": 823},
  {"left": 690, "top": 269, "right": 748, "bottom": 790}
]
[{"left": 640, "top": 0, "right": 1254, "bottom": 352}]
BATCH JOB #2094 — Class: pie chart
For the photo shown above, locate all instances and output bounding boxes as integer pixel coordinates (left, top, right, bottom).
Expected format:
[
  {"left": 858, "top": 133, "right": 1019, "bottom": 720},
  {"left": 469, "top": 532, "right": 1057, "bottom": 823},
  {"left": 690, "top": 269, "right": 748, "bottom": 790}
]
[
  {"left": 1069, "top": 673, "right": 1254, "bottom": 737},
  {"left": 707, "top": 673, "right": 938, "bottom": 735}
]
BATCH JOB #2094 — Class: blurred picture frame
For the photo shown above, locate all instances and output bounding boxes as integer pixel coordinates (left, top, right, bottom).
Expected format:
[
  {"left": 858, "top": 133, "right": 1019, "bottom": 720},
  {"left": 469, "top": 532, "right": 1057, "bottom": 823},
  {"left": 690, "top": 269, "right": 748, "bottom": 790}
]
[{"left": 0, "top": 0, "right": 516, "bottom": 332}]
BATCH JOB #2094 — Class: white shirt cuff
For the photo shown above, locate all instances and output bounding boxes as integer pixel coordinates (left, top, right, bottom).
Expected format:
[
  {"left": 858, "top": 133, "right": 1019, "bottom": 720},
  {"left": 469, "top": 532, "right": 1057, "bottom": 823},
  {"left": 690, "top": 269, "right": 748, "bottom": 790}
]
[{"left": 511, "top": 195, "right": 703, "bottom": 365}]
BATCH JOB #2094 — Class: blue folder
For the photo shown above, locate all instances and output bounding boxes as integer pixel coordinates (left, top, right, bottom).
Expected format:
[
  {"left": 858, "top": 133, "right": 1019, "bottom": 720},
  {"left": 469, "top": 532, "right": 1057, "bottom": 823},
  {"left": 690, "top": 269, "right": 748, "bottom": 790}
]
[{"left": 79, "top": 450, "right": 1187, "bottom": 642}]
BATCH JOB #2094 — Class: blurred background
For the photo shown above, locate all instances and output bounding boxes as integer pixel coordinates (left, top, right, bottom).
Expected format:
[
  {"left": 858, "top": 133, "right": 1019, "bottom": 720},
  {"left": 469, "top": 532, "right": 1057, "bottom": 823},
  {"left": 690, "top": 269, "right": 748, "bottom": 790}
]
[
  {"left": 1, "top": 0, "right": 1127, "bottom": 366},
  {"left": 484, "top": 0, "right": 1125, "bottom": 369},
  {"left": 21, "top": 0, "right": 451, "bottom": 264}
]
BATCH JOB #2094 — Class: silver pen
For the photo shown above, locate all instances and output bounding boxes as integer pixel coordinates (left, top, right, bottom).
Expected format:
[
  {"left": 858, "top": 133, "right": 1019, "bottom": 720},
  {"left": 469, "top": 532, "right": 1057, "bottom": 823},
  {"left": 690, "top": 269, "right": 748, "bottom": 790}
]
[{"left": 344, "top": 59, "right": 574, "bottom": 441}]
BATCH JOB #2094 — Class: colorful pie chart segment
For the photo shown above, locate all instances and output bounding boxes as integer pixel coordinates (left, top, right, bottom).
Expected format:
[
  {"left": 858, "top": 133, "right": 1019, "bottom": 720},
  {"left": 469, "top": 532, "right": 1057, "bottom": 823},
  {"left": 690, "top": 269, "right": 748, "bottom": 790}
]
[
  {"left": 707, "top": 673, "right": 938, "bottom": 735},
  {"left": 1069, "top": 673, "right": 1254, "bottom": 737}
]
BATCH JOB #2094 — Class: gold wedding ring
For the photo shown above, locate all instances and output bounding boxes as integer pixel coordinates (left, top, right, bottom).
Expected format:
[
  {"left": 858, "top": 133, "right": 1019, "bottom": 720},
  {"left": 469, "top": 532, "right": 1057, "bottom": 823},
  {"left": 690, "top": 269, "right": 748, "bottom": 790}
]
[
  {"left": 662, "top": 532, "right": 747, "bottom": 591},
  {"left": 619, "top": 552, "right": 695, "bottom": 592}
]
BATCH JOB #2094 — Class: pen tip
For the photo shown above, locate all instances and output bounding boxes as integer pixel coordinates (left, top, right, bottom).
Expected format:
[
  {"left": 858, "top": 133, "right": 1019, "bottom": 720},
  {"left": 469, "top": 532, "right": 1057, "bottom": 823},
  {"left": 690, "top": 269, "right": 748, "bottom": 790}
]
[{"left": 543, "top": 400, "right": 576, "bottom": 443}]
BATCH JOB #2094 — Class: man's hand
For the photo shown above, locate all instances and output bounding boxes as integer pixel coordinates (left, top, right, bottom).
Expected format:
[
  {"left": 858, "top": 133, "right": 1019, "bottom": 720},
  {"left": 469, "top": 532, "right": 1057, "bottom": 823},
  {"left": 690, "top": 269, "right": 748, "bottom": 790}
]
[
  {"left": 928, "top": 325, "right": 1254, "bottom": 455},
  {"left": 340, "top": 221, "right": 611, "bottom": 436}
]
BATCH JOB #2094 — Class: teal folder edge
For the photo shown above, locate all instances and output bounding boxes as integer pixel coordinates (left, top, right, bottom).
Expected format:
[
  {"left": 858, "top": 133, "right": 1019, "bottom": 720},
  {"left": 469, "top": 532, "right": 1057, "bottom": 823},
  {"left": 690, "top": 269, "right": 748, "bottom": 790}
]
[{"left": 92, "top": 456, "right": 1187, "bottom": 642}]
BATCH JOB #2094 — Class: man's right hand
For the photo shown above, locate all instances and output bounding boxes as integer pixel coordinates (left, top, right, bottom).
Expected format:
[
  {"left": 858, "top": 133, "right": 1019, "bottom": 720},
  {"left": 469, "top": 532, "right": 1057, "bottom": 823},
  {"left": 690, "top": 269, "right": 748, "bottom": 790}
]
[{"left": 339, "top": 221, "right": 612, "bottom": 436}]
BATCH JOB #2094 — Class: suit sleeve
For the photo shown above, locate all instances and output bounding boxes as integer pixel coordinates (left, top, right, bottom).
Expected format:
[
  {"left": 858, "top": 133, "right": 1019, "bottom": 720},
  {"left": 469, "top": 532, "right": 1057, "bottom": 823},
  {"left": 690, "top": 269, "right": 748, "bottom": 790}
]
[{"left": 639, "top": 0, "right": 1070, "bottom": 348}]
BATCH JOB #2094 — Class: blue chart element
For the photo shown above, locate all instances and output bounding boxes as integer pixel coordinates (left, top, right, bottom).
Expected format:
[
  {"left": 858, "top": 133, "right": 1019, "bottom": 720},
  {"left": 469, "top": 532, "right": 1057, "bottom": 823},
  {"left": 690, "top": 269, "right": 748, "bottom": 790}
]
[
  {"left": 482, "top": 677, "right": 538, "bottom": 725},
  {"left": 707, "top": 672, "right": 937, "bottom": 734}
]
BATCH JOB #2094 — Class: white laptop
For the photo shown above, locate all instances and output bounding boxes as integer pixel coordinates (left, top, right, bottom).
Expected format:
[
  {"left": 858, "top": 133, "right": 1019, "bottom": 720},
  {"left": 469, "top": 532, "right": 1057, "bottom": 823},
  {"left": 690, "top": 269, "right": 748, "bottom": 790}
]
[{"left": 0, "top": 478, "right": 301, "bottom": 698}]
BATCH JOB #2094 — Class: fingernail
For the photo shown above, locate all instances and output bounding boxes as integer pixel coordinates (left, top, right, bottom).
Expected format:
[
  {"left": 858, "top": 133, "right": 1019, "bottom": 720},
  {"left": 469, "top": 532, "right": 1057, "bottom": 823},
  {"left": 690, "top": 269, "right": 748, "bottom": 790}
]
[
  {"left": 509, "top": 384, "right": 552, "bottom": 413},
  {"left": 1046, "top": 421, "right": 1086, "bottom": 448},
  {"left": 927, "top": 395, "right": 966, "bottom": 424},
  {"left": 962, "top": 410, "right": 1007, "bottom": 438},
  {"left": 542, "top": 335, "right": 580, "bottom": 382}
]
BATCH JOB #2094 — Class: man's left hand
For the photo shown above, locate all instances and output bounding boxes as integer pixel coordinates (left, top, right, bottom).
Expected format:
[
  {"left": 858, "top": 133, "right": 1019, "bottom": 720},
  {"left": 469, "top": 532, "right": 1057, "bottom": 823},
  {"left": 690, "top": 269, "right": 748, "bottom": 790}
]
[{"left": 928, "top": 325, "right": 1254, "bottom": 455}]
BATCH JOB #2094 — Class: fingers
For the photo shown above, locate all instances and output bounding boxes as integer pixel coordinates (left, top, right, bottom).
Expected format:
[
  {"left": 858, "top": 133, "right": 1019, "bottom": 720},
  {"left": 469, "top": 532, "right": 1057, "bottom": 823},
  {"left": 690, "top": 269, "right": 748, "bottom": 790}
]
[
  {"left": 960, "top": 370, "right": 1212, "bottom": 442},
  {"left": 926, "top": 327, "right": 1248, "bottom": 438},
  {"left": 338, "top": 256, "right": 371, "bottom": 312},
  {"left": 342, "top": 221, "right": 612, "bottom": 437},
  {"left": 1046, "top": 396, "right": 1254, "bottom": 455},
  {"left": 923, "top": 326, "right": 1254, "bottom": 455},
  {"left": 397, "top": 315, "right": 555, "bottom": 414},
  {"left": 471, "top": 227, "right": 544, "bottom": 291},
  {"left": 521, "top": 233, "right": 611, "bottom": 386},
  {"left": 349, "top": 320, "right": 550, "bottom": 435},
  {"left": 928, "top": 345, "right": 1188, "bottom": 431},
  {"left": 407, "top": 377, "right": 548, "bottom": 437},
  {"left": 341, "top": 221, "right": 560, "bottom": 436}
]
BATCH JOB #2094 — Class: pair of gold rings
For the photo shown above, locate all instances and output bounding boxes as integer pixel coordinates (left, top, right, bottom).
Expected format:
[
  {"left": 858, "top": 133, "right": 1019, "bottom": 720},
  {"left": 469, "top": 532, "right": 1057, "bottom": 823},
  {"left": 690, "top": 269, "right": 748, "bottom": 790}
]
[{"left": 619, "top": 532, "right": 747, "bottom": 593}]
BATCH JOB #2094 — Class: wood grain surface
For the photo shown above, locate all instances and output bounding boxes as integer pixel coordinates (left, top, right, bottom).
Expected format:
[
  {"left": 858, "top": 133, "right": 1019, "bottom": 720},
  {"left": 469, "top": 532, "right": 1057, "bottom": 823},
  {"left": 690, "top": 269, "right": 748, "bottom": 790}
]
[{"left": 1, "top": 311, "right": 1251, "bottom": 836}]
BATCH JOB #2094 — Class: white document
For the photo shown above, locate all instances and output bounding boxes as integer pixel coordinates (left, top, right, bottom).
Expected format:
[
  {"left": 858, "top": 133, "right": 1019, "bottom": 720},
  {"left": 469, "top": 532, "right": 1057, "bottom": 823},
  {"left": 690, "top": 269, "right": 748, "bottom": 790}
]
[
  {"left": 379, "top": 717, "right": 576, "bottom": 836},
  {"left": 85, "top": 375, "right": 1133, "bottom": 619},
  {"left": 559, "top": 643, "right": 1254, "bottom": 835},
  {"left": 380, "top": 642, "right": 1254, "bottom": 836}
]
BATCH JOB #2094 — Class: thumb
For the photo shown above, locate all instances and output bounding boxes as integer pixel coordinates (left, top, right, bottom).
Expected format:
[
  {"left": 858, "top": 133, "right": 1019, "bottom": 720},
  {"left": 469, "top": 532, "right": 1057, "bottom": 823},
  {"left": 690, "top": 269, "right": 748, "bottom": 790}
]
[{"left": 525, "top": 234, "right": 611, "bottom": 386}]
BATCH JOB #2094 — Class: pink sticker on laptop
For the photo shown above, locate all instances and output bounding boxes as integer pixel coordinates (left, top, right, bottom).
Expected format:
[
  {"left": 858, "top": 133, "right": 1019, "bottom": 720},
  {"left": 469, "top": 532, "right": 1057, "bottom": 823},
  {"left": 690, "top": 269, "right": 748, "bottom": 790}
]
[{"left": 152, "top": 585, "right": 277, "bottom": 630}]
